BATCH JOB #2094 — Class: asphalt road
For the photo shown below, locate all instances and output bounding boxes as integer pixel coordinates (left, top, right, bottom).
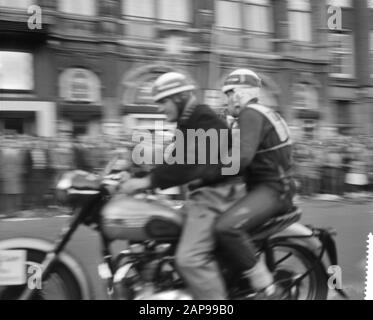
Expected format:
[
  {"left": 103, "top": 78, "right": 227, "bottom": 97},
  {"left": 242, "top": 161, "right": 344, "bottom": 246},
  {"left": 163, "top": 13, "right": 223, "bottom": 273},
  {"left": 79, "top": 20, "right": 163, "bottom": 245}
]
[{"left": 0, "top": 199, "right": 372, "bottom": 300}]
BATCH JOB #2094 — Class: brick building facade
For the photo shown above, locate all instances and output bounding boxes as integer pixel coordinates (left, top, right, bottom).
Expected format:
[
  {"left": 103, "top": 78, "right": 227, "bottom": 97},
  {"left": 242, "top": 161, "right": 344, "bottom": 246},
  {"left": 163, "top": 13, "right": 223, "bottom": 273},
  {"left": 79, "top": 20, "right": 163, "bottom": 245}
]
[{"left": 0, "top": 0, "right": 372, "bottom": 138}]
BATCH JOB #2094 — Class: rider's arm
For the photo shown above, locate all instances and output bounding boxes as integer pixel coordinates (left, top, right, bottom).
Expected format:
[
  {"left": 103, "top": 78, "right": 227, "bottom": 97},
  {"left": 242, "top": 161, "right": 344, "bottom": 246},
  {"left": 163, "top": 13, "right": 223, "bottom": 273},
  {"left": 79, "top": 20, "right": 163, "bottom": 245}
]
[
  {"left": 149, "top": 108, "right": 229, "bottom": 190},
  {"left": 237, "top": 108, "right": 264, "bottom": 171}
]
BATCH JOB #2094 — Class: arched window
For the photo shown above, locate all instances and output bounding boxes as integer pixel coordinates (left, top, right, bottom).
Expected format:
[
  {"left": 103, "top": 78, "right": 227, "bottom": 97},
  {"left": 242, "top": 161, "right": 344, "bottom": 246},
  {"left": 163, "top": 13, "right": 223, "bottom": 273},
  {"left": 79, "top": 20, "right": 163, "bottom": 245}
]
[
  {"left": 288, "top": 0, "right": 312, "bottom": 42},
  {"left": 59, "top": 68, "right": 101, "bottom": 103},
  {"left": 58, "top": 0, "right": 97, "bottom": 16}
]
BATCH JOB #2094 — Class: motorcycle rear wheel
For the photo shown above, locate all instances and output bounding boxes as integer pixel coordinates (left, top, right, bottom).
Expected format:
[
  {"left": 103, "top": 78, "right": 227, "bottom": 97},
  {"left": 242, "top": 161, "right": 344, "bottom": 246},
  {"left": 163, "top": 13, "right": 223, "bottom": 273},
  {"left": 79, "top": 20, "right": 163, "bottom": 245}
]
[
  {"left": 0, "top": 249, "right": 83, "bottom": 300},
  {"left": 270, "top": 242, "right": 328, "bottom": 300}
]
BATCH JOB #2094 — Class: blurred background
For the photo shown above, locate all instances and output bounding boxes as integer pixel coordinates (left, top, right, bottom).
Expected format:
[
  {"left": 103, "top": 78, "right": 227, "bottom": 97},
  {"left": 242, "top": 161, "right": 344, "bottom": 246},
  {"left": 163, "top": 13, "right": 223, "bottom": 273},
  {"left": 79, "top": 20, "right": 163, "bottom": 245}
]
[{"left": 0, "top": 0, "right": 372, "bottom": 215}]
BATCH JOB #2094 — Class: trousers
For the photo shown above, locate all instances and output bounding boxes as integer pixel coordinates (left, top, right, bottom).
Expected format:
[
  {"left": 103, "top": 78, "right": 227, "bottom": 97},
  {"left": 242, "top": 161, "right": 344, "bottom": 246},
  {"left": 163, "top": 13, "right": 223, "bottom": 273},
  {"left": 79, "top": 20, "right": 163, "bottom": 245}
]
[
  {"left": 215, "top": 184, "right": 293, "bottom": 272},
  {"left": 175, "top": 179, "right": 246, "bottom": 300}
]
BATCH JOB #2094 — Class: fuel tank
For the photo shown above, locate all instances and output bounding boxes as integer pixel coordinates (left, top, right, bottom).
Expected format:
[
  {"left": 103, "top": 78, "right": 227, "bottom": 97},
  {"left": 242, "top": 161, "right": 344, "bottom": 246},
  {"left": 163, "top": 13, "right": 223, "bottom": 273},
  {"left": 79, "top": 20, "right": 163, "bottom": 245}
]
[{"left": 101, "top": 195, "right": 183, "bottom": 241}]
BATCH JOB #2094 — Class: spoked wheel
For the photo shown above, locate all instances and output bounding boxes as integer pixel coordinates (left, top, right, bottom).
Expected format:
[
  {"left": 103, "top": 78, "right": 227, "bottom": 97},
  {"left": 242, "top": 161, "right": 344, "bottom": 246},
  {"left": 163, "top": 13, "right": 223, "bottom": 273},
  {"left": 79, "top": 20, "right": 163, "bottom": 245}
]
[
  {"left": 270, "top": 243, "right": 328, "bottom": 300},
  {"left": 0, "top": 249, "right": 82, "bottom": 300}
]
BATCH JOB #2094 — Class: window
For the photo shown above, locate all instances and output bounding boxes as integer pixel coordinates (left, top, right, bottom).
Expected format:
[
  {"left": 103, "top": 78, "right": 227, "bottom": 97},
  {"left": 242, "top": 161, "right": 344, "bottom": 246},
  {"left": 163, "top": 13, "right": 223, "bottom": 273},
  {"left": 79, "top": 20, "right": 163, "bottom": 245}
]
[
  {"left": 122, "top": 0, "right": 155, "bottom": 19},
  {"left": 292, "top": 83, "right": 318, "bottom": 110},
  {"left": 335, "top": 100, "right": 352, "bottom": 127},
  {"left": 288, "top": 0, "right": 312, "bottom": 42},
  {"left": 369, "top": 0, "right": 373, "bottom": 8},
  {"left": 59, "top": 68, "right": 101, "bottom": 103},
  {"left": 58, "top": 0, "right": 97, "bottom": 16},
  {"left": 215, "top": 0, "right": 241, "bottom": 29},
  {"left": 0, "top": 0, "right": 34, "bottom": 8},
  {"left": 329, "top": 33, "right": 355, "bottom": 77},
  {"left": 159, "top": 0, "right": 190, "bottom": 24},
  {"left": 327, "top": 0, "right": 352, "bottom": 7},
  {"left": 244, "top": 0, "right": 273, "bottom": 33},
  {"left": 0, "top": 52, "right": 34, "bottom": 90},
  {"left": 122, "top": 0, "right": 190, "bottom": 23}
]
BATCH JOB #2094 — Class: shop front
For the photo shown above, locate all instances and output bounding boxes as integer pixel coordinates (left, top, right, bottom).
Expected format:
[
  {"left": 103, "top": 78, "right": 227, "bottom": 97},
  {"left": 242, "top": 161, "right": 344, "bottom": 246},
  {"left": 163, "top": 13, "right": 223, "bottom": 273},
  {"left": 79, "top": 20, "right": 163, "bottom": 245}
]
[{"left": 0, "top": 101, "right": 56, "bottom": 137}]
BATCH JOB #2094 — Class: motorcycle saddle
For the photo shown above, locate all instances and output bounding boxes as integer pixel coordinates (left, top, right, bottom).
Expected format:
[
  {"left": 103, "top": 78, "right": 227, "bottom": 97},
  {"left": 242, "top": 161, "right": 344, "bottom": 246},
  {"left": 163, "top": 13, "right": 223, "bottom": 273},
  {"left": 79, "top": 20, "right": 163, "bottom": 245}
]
[{"left": 250, "top": 206, "right": 302, "bottom": 240}]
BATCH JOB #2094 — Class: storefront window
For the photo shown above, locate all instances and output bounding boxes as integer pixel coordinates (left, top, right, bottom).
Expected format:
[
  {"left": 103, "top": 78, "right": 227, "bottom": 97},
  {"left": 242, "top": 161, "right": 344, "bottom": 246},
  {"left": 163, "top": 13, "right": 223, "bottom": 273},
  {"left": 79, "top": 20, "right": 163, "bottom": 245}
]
[{"left": 0, "top": 51, "right": 34, "bottom": 90}]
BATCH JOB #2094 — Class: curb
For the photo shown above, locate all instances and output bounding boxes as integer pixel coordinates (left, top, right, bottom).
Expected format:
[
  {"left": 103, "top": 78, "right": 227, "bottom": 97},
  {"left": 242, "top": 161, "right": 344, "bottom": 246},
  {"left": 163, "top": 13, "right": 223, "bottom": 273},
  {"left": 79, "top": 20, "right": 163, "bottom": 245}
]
[{"left": 1, "top": 215, "right": 70, "bottom": 222}]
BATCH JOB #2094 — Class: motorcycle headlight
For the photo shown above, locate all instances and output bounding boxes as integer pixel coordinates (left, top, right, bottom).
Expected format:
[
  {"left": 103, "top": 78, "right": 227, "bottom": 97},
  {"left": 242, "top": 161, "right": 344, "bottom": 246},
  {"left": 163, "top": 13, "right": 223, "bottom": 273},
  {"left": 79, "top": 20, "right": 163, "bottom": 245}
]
[
  {"left": 56, "top": 173, "right": 73, "bottom": 190},
  {"left": 56, "top": 172, "right": 74, "bottom": 204},
  {"left": 55, "top": 171, "right": 101, "bottom": 206}
]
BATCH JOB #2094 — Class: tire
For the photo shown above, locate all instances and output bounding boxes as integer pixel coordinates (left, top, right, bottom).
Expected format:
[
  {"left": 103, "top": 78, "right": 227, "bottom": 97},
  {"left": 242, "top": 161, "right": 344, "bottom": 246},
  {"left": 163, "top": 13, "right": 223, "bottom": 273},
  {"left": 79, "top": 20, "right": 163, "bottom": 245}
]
[
  {"left": 0, "top": 249, "right": 83, "bottom": 300},
  {"left": 269, "top": 242, "right": 328, "bottom": 300}
]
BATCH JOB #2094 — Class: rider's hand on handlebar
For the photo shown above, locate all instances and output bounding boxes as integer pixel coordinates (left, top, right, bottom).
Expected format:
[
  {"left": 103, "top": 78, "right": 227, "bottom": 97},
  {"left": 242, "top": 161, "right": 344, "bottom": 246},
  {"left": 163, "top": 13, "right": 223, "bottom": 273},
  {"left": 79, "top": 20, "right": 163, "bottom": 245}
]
[{"left": 119, "top": 176, "right": 151, "bottom": 195}]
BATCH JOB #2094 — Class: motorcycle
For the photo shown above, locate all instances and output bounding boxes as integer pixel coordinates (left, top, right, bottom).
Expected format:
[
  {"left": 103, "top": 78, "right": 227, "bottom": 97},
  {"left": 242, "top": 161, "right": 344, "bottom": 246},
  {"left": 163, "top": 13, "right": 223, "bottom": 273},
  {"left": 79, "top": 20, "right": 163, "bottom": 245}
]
[{"left": 0, "top": 159, "right": 347, "bottom": 300}]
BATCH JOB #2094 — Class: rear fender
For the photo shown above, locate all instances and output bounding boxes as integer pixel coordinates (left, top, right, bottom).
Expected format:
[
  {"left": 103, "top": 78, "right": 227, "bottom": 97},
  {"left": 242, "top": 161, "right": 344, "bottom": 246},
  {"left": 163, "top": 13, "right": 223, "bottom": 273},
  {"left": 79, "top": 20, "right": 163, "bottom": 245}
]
[
  {"left": 269, "top": 223, "right": 339, "bottom": 269},
  {"left": 269, "top": 223, "right": 323, "bottom": 257},
  {"left": 0, "top": 237, "right": 93, "bottom": 300}
]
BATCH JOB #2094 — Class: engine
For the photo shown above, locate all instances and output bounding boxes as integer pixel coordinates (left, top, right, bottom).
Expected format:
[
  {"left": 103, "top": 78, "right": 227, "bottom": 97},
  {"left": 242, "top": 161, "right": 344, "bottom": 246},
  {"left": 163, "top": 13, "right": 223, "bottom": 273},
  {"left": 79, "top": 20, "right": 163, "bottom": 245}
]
[{"left": 111, "top": 243, "right": 193, "bottom": 300}]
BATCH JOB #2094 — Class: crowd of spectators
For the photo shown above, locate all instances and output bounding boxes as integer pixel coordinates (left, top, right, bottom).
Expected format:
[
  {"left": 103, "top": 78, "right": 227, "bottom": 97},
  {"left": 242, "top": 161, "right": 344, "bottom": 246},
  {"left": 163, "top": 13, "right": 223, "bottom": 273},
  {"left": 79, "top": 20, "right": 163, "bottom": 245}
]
[
  {"left": 0, "top": 133, "right": 372, "bottom": 216},
  {"left": 293, "top": 135, "right": 373, "bottom": 200},
  {"left": 0, "top": 134, "right": 133, "bottom": 216}
]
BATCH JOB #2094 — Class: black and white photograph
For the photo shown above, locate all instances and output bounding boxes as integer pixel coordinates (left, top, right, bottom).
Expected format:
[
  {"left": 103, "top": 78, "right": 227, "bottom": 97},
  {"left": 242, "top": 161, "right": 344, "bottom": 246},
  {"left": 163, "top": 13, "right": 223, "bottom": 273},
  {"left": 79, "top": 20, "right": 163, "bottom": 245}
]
[{"left": 0, "top": 0, "right": 373, "bottom": 305}]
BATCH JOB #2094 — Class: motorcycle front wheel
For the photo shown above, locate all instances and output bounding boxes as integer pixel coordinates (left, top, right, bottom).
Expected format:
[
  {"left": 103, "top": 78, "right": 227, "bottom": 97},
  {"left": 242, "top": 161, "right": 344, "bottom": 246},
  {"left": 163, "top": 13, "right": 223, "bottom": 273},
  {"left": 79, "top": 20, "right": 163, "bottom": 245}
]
[
  {"left": 269, "top": 242, "right": 328, "bottom": 300},
  {"left": 0, "top": 249, "right": 83, "bottom": 300}
]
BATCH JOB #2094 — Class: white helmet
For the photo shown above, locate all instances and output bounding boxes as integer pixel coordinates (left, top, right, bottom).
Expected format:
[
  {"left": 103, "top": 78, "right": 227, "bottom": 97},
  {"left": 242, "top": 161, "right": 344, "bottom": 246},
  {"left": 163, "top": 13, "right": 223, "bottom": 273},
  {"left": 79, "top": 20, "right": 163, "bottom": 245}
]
[
  {"left": 222, "top": 68, "right": 262, "bottom": 93},
  {"left": 152, "top": 72, "right": 195, "bottom": 102},
  {"left": 222, "top": 69, "right": 262, "bottom": 107}
]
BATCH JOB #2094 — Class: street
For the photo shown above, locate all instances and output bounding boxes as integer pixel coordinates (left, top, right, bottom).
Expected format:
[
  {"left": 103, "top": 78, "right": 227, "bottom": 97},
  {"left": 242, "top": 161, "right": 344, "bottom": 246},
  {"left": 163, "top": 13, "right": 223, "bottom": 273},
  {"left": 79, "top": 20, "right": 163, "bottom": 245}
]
[{"left": 0, "top": 199, "right": 372, "bottom": 300}]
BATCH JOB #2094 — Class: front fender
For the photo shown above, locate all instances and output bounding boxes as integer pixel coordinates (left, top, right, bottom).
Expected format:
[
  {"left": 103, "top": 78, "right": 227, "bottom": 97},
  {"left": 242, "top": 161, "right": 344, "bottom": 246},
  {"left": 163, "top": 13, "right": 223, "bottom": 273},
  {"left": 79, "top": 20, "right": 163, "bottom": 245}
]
[{"left": 0, "top": 237, "right": 93, "bottom": 300}]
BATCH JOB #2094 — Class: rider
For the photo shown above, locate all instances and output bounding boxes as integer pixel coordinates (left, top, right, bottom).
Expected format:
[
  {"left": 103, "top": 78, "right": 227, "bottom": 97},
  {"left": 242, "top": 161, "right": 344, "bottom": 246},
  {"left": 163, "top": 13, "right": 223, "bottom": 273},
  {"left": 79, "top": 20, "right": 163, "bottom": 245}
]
[
  {"left": 119, "top": 71, "right": 243, "bottom": 300},
  {"left": 215, "top": 68, "right": 296, "bottom": 299}
]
